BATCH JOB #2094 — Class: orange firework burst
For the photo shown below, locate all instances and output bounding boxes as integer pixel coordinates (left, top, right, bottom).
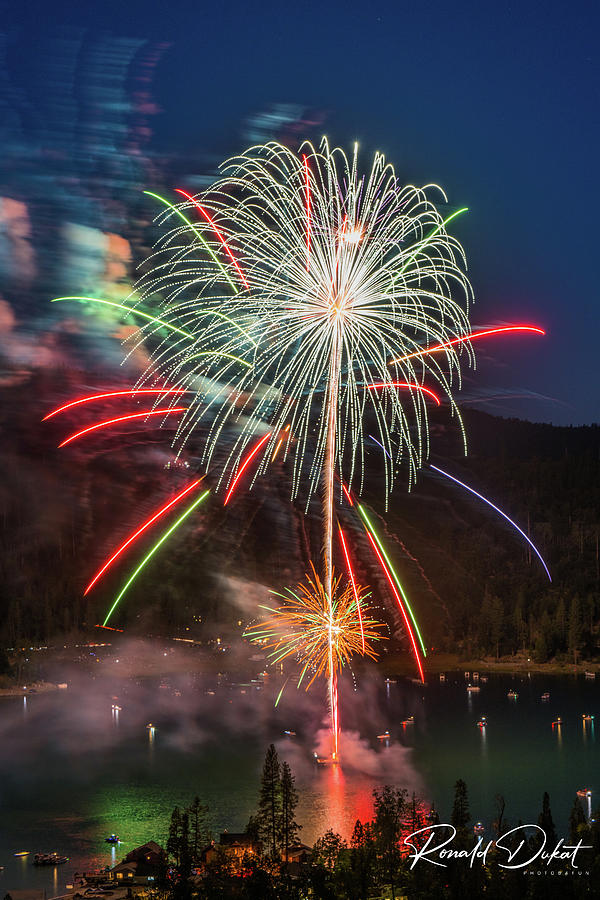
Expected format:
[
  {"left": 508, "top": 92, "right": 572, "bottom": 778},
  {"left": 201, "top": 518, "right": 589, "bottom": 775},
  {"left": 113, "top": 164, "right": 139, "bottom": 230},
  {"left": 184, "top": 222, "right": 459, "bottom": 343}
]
[{"left": 246, "top": 564, "right": 387, "bottom": 690}]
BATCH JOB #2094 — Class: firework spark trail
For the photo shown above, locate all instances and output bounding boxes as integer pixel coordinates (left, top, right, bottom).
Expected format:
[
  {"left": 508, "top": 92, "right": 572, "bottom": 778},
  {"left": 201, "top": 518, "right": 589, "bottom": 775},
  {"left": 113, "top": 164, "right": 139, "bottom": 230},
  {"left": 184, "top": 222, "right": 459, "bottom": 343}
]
[
  {"left": 358, "top": 504, "right": 427, "bottom": 658},
  {"left": 58, "top": 408, "right": 186, "bottom": 447},
  {"left": 364, "top": 532, "right": 425, "bottom": 683},
  {"left": 44, "top": 389, "right": 187, "bottom": 420},
  {"left": 390, "top": 325, "right": 545, "bottom": 364},
  {"left": 84, "top": 479, "right": 205, "bottom": 595},
  {"left": 102, "top": 489, "right": 210, "bottom": 626},
  {"left": 51, "top": 297, "right": 195, "bottom": 340},
  {"left": 430, "top": 465, "right": 552, "bottom": 581},
  {"left": 338, "top": 525, "right": 365, "bottom": 651},
  {"left": 367, "top": 383, "right": 441, "bottom": 405},
  {"left": 174, "top": 188, "right": 250, "bottom": 289},
  {"left": 224, "top": 431, "right": 273, "bottom": 505}
]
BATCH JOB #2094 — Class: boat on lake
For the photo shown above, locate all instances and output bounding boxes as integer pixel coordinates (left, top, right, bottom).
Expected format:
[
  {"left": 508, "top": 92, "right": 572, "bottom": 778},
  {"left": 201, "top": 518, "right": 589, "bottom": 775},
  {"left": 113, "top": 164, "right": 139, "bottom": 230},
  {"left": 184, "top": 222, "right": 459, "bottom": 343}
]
[
  {"left": 105, "top": 834, "right": 119, "bottom": 844},
  {"left": 582, "top": 714, "right": 594, "bottom": 721},
  {"left": 401, "top": 716, "right": 414, "bottom": 726},
  {"left": 474, "top": 822, "right": 485, "bottom": 835},
  {"left": 477, "top": 717, "right": 487, "bottom": 727},
  {"left": 34, "top": 852, "right": 69, "bottom": 866},
  {"left": 467, "top": 684, "right": 480, "bottom": 693},
  {"left": 507, "top": 690, "right": 518, "bottom": 699},
  {"left": 14, "top": 851, "right": 29, "bottom": 857},
  {"left": 377, "top": 730, "right": 391, "bottom": 740},
  {"left": 541, "top": 692, "right": 550, "bottom": 701}
]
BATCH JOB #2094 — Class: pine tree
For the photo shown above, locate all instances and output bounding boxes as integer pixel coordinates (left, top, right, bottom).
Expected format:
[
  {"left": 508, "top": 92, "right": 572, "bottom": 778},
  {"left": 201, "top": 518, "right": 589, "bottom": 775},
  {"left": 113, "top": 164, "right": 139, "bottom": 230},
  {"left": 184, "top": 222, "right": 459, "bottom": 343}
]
[
  {"left": 450, "top": 779, "right": 470, "bottom": 832},
  {"left": 258, "top": 744, "right": 282, "bottom": 857},
  {"left": 372, "top": 786, "right": 406, "bottom": 900},
  {"left": 569, "top": 797, "right": 587, "bottom": 843},
  {"left": 350, "top": 820, "right": 377, "bottom": 900},
  {"left": 537, "top": 792, "right": 557, "bottom": 846},
  {"left": 280, "top": 761, "right": 301, "bottom": 861},
  {"left": 186, "top": 796, "right": 210, "bottom": 862},
  {"left": 167, "top": 807, "right": 183, "bottom": 866}
]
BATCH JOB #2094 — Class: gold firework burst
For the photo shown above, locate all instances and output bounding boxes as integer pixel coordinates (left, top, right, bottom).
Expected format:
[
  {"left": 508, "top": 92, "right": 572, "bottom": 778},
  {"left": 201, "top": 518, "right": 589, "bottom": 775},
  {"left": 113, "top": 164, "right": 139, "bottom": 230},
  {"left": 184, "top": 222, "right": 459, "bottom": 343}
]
[{"left": 246, "top": 563, "right": 387, "bottom": 689}]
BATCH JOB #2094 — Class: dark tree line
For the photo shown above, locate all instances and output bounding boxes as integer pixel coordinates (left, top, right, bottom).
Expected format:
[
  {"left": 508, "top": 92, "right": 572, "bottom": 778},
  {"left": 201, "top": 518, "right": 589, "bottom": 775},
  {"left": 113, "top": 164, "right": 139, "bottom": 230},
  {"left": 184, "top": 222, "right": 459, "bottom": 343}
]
[{"left": 155, "top": 749, "right": 600, "bottom": 899}]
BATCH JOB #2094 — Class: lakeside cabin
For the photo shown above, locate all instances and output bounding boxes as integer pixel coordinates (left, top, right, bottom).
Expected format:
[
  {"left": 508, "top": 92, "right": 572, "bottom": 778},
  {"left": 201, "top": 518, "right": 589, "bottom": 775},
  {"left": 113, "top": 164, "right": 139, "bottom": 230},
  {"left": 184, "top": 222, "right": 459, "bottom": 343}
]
[{"left": 110, "top": 841, "right": 165, "bottom": 885}]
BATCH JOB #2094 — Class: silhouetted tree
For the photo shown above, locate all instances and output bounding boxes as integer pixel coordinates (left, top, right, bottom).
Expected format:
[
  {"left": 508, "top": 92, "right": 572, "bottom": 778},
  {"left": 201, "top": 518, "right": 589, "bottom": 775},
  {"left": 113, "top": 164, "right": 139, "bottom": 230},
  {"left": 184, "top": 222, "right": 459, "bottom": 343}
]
[
  {"left": 450, "top": 779, "right": 470, "bottom": 832},
  {"left": 537, "top": 791, "right": 557, "bottom": 846},
  {"left": 280, "top": 760, "right": 301, "bottom": 861},
  {"left": 372, "top": 786, "right": 406, "bottom": 900},
  {"left": 258, "top": 744, "right": 282, "bottom": 857},
  {"left": 186, "top": 796, "right": 210, "bottom": 861}
]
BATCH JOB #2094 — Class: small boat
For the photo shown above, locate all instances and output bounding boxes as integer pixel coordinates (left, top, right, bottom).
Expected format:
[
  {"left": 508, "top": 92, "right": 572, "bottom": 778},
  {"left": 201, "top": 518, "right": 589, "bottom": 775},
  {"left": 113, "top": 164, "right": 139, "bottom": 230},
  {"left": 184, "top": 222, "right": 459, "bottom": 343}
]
[
  {"left": 314, "top": 754, "right": 332, "bottom": 767},
  {"left": 582, "top": 714, "right": 594, "bottom": 721},
  {"left": 105, "top": 834, "right": 119, "bottom": 844},
  {"left": 14, "top": 851, "right": 30, "bottom": 857},
  {"left": 473, "top": 822, "right": 485, "bottom": 835},
  {"left": 401, "top": 716, "right": 415, "bottom": 726},
  {"left": 377, "top": 730, "right": 391, "bottom": 740},
  {"left": 466, "top": 684, "right": 480, "bottom": 693},
  {"left": 34, "top": 852, "right": 69, "bottom": 866},
  {"left": 384, "top": 678, "right": 397, "bottom": 685},
  {"left": 585, "top": 672, "right": 595, "bottom": 679},
  {"left": 541, "top": 692, "right": 550, "bottom": 701},
  {"left": 577, "top": 789, "right": 592, "bottom": 799},
  {"left": 146, "top": 722, "right": 155, "bottom": 729},
  {"left": 477, "top": 717, "right": 487, "bottom": 728},
  {"left": 552, "top": 717, "right": 562, "bottom": 726},
  {"left": 283, "top": 730, "right": 296, "bottom": 736},
  {"left": 507, "top": 690, "right": 518, "bottom": 699}
]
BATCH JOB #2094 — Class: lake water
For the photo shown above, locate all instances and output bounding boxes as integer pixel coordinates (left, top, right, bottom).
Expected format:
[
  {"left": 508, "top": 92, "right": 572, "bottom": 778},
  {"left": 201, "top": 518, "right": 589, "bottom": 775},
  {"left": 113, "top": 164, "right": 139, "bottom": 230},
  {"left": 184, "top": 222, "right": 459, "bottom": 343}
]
[{"left": 1, "top": 668, "right": 597, "bottom": 895}]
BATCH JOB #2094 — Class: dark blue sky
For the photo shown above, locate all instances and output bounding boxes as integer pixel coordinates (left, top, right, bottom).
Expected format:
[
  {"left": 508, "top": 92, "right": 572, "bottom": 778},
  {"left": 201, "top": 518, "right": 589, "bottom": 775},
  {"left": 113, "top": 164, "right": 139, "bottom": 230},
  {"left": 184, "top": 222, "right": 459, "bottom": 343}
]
[{"left": 11, "top": 0, "right": 600, "bottom": 424}]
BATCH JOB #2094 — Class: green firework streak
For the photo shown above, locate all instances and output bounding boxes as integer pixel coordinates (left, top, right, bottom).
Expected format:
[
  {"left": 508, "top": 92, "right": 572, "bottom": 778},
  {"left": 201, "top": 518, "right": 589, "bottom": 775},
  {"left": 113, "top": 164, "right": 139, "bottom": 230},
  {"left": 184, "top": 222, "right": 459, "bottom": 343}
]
[{"left": 102, "top": 489, "right": 210, "bottom": 626}]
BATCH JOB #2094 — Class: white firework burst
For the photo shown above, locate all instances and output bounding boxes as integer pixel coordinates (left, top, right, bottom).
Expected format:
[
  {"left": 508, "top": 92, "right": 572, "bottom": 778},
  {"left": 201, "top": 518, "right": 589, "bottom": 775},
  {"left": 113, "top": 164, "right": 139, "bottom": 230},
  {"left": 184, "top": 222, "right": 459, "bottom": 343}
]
[{"left": 131, "top": 138, "right": 474, "bottom": 506}]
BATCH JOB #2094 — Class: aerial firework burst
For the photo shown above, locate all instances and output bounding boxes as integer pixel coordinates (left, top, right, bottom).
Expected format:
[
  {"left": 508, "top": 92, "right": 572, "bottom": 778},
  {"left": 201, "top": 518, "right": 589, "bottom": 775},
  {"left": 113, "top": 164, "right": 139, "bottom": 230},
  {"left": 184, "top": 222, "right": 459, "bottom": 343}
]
[
  {"left": 130, "top": 140, "right": 474, "bottom": 508},
  {"left": 50, "top": 139, "right": 546, "bottom": 760},
  {"left": 246, "top": 564, "right": 386, "bottom": 759},
  {"left": 132, "top": 140, "right": 475, "bottom": 754},
  {"left": 247, "top": 565, "right": 385, "bottom": 686}
]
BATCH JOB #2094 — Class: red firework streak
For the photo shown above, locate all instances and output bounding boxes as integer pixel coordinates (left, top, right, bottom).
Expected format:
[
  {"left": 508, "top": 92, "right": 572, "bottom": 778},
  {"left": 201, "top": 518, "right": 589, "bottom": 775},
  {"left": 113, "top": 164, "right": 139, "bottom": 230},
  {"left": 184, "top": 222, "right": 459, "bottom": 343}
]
[
  {"left": 43, "top": 389, "right": 186, "bottom": 420},
  {"left": 338, "top": 525, "right": 365, "bottom": 651},
  {"left": 224, "top": 432, "right": 272, "bottom": 505},
  {"left": 367, "top": 382, "right": 441, "bottom": 405},
  {"left": 390, "top": 325, "right": 545, "bottom": 364},
  {"left": 57, "top": 408, "right": 186, "bottom": 448},
  {"left": 365, "top": 532, "right": 425, "bottom": 683},
  {"left": 84, "top": 478, "right": 205, "bottom": 595},
  {"left": 175, "top": 188, "right": 249, "bottom": 289}
]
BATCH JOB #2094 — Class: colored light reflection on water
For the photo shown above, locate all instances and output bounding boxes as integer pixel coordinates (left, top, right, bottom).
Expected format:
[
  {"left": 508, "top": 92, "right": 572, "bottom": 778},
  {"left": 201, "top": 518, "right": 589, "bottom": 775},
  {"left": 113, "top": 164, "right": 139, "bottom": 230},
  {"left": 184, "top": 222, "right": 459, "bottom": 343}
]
[{"left": 0, "top": 671, "right": 597, "bottom": 894}]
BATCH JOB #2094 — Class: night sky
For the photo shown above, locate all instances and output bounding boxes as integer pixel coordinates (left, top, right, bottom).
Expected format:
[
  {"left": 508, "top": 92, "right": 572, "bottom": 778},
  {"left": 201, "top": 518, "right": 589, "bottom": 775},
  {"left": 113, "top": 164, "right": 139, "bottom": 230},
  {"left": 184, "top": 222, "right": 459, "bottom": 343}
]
[{"left": 7, "top": 0, "right": 600, "bottom": 425}]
